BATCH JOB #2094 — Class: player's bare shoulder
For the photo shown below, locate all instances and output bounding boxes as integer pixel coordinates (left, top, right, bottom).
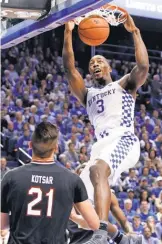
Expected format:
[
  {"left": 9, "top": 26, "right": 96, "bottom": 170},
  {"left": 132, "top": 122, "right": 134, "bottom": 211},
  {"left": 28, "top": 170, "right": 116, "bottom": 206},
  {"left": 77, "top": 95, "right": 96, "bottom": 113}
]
[{"left": 117, "top": 74, "right": 136, "bottom": 99}]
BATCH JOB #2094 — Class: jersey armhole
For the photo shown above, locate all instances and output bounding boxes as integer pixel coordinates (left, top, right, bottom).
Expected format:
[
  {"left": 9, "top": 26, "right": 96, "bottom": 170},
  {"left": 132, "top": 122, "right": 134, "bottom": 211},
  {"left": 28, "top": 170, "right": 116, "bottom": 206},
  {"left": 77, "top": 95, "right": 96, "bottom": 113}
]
[{"left": 83, "top": 88, "right": 90, "bottom": 107}]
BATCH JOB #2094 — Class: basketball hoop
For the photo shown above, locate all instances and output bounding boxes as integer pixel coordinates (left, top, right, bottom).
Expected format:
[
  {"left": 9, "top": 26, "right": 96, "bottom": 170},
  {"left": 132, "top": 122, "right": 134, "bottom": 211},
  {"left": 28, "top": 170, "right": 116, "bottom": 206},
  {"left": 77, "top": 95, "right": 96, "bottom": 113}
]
[{"left": 74, "top": 4, "right": 128, "bottom": 26}]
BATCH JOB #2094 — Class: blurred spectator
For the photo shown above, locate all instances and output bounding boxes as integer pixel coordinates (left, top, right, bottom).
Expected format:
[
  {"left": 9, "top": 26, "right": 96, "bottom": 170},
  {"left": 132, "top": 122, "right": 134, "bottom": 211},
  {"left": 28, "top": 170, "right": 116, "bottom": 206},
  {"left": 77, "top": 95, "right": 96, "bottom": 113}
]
[
  {"left": 140, "top": 166, "right": 153, "bottom": 184},
  {"left": 151, "top": 74, "right": 162, "bottom": 108},
  {"left": 1, "top": 157, "right": 10, "bottom": 180},
  {"left": 148, "top": 149, "right": 161, "bottom": 165},
  {"left": 123, "top": 199, "right": 136, "bottom": 221},
  {"left": 152, "top": 176, "right": 162, "bottom": 198},
  {"left": 81, "top": 134, "right": 92, "bottom": 155},
  {"left": 28, "top": 116, "right": 36, "bottom": 132},
  {"left": 143, "top": 226, "right": 160, "bottom": 244},
  {"left": 2, "top": 121, "right": 18, "bottom": 157},
  {"left": 84, "top": 74, "right": 93, "bottom": 87},
  {"left": 150, "top": 110, "right": 160, "bottom": 127},
  {"left": 79, "top": 145, "right": 89, "bottom": 164},
  {"left": 63, "top": 142, "right": 79, "bottom": 165},
  {"left": 139, "top": 190, "right": 152, "bottom": 211},
  {"left": 146, "top": 216, "right": 158, "bottom": 238},
  {"left": 138, "top": 201, "right": 154, "bottom": 222},
  {"left": 138, "top": 82, "right": 151, "bottom": 107},
  {"left": 136, "top": 177, "right": 151, "bottom": 197},
  {"left": 127, "top": 189, "right": 139, "bottom": 211},
  {"left": 58, "top": 154, "right": 68, "bottom": 167},
  {"left": 30, "top": 105, "right": 40, "bottom": 123},
  {"left": 155, "top": 216, "right": 162, "bottom": 241},
  {"left": 143, "top": 116, "right": 154, "bottom": 134},
  {"left": 67, "top": 134, "right": 81, "bottom": 152},
  {"left": 122, "top": 168, "right": 138, "bottom": 190},
  {"left": 8, "top": 64, "right": 19, "bottom": 80},
  {"left": 155, "top": 190, "right": 162, "bottom": 213},
  {"left": 13, "top": 112, "right": 24, "bottom": 134},
  {"left": 16, "top": 123, "right": 31, "bottom": 152},
  {"left": 132, "top": 215, "right": 143, "bottom": 234}
]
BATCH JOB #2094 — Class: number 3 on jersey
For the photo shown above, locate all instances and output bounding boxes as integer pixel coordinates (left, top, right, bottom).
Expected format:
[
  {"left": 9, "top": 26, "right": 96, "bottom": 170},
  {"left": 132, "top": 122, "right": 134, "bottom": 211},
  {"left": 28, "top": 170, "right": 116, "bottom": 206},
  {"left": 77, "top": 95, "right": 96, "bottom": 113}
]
[
  {"left": 97, "top": 99, "right": 104, "bottom": 113},
  {"left": 27, "top": 187, "right": 54, "bottom": 217}
]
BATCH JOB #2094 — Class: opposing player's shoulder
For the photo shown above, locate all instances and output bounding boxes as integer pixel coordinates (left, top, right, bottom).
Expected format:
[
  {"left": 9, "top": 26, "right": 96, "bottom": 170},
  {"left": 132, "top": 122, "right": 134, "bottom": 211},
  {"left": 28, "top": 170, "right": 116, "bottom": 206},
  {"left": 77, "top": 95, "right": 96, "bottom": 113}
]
[
  {"left": 58, "top": 166, "right": 83, "bottom": 184},
  {"left": 1, "top": 164, "right": 26, "bottom": 182},
  {"left": 8, "top": 164, "right": 29, "bottom": 173},
  {"left": 57, "top": 165, "right": 80, "bottom": 180}
]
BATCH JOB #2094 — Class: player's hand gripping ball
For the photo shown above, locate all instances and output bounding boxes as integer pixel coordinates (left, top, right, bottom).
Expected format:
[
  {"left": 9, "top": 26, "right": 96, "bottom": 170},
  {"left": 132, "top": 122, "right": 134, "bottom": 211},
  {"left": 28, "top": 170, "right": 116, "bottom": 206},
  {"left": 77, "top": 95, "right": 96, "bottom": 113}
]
[{"left": 78, "top": 15, "right": 110, "bottom": 46}]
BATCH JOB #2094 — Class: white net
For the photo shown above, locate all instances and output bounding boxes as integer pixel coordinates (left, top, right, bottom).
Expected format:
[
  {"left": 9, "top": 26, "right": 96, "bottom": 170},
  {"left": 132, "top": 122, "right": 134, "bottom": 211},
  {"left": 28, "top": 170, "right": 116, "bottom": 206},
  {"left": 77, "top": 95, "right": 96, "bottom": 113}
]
[{"left": 74, "top": 4, "right": 127, "bottom": 26}]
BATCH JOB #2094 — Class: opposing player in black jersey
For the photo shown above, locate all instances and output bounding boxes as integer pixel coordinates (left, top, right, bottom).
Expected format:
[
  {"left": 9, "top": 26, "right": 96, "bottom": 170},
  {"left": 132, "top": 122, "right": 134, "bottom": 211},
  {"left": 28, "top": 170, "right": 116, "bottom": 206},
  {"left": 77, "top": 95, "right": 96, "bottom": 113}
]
[{"left": 1, "top": 122, "right": 99, "bottom": 244}]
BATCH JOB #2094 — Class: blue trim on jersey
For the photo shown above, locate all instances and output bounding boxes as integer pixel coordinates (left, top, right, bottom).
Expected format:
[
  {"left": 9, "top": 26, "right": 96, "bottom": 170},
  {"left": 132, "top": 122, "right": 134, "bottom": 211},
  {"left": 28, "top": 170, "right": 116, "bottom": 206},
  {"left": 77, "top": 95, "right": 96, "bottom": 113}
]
[
  {"left": 110, "top": 132, "right": 137, "bottom": 169},
  {"left": 120, "top": 90, "right": 134, "bottom": 128}
]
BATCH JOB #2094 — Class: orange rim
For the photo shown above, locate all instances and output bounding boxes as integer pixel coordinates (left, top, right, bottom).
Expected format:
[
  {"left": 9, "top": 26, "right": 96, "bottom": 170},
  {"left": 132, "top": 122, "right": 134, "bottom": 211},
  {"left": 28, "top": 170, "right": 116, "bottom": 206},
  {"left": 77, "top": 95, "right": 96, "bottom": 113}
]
[{"left": 103, "top": 4, "right": 128, "bottom": 22}]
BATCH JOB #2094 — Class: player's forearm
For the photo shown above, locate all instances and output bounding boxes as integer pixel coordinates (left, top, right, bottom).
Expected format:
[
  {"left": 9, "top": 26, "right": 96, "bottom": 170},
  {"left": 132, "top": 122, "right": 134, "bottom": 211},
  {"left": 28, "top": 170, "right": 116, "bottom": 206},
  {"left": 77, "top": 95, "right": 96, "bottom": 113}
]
[
  {"left": 70, "top": 214, "right": 90, "bottom": 230},
  {"left": 132, "top": 28, "right": 149, "bottom": 70},
  {"left": 121, "top": 220, "right": 133, "bottom": 234},
  {"left": 110, "top": 205, "right": 131, "bottom": 233},
  {"left": 116, "top": 215, "right": 130, "bottom": 233},
  {"left": 63, "top": 29, "right": 75, "bottom": 71}
]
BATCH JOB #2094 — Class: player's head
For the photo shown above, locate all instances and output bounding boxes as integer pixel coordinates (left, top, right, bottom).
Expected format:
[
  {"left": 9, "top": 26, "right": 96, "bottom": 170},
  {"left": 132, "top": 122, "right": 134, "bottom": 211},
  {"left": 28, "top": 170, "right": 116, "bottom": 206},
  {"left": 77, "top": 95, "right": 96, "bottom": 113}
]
[
  {"left": 31, "top": 122, "right": 58, "bottom": 159},
  {"left": 89, "top": 55, "right": 112, "bottom": 86}
]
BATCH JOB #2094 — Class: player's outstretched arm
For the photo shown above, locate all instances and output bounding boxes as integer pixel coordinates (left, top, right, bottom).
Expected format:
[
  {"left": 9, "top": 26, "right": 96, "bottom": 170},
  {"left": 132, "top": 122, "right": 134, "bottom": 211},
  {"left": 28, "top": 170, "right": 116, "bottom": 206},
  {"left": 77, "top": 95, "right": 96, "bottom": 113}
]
[
  {"left": 74, "top": 200, "right": 100, "bottom": 230},
  {"left": 62, "top": 21, "right": 87, "bottom": 105},
  {"left": 122, "top": 15, "right": 149, "bottom": 93}
]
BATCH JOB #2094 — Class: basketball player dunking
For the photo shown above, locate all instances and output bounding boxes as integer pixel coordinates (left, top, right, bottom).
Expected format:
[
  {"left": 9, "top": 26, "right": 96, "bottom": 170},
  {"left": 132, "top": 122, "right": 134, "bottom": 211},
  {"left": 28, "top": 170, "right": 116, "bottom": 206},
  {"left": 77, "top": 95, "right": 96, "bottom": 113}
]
[{"left": 63, "top": 13, "right": 149, "bottom": 244}]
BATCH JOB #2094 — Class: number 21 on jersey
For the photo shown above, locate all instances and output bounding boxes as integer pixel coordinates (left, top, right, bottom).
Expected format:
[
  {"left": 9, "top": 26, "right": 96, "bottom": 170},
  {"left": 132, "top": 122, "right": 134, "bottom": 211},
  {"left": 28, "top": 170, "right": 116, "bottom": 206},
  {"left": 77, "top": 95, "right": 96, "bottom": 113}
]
[{"left": 27, "top": 187, "right": 55, "bottom": 217}]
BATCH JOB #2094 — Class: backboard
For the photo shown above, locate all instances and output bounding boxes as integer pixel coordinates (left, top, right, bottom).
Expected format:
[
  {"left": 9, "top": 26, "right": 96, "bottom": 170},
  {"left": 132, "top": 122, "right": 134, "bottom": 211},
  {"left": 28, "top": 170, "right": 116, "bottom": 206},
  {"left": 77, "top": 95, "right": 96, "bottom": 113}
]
[{"left": 1, "top": 0, "right": 112, "bottom": 49}]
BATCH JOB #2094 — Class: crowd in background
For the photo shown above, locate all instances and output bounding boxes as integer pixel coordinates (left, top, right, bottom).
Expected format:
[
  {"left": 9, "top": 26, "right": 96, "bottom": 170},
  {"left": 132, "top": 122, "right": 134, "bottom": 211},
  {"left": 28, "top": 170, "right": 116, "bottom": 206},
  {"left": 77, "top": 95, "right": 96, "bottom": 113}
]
[{"left": 1, "top": 28, "right": 162, "bottom": 243}]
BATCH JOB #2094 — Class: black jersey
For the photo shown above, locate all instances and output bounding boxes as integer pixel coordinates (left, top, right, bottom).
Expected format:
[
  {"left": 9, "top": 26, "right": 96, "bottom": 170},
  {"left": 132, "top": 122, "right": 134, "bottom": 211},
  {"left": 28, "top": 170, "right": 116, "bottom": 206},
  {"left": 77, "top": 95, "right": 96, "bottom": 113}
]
[
  {"left": 1, "top": 162, "right": 88, "bottom": 244},
  {"left": 67, "top": 220, "right": 93, "bottom": 244}
]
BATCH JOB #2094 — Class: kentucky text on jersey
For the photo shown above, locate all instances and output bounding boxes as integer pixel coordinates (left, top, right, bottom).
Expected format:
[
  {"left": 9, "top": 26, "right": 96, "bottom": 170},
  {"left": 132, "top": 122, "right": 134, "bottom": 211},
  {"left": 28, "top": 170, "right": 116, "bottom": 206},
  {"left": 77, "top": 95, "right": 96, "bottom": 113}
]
[
  {"left": 88, "top": 88, "right": 116, "bottom": 107},
  {"left": 31, "top": 175, "right": 53, "bottom": 184}
]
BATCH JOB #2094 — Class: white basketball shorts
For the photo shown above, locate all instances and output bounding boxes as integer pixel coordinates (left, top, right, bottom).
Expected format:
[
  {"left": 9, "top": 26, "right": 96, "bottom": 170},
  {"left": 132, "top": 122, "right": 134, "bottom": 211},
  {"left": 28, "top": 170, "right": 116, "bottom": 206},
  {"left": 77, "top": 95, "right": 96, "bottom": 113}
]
[{"left": 80, "top": 130, "right": 140, "bottom": 202}]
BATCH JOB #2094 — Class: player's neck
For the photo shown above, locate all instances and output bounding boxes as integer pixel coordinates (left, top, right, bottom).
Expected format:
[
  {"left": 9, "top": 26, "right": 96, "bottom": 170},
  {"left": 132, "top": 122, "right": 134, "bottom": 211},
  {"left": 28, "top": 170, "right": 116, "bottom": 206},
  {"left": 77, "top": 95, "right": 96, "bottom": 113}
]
[
  {"left": 32, "top": 155, "right": 54, "bottom": 163},
  {"left": 105, "top": 74, "right": 112, "bottom": 84}
]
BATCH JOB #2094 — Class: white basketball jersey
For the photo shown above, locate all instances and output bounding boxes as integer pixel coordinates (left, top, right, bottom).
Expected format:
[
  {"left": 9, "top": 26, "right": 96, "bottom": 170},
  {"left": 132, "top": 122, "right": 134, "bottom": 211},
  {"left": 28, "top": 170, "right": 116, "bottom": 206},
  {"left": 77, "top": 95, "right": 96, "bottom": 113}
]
[{"left": 86, "top": 81, "right": 135, "bottom": 140}]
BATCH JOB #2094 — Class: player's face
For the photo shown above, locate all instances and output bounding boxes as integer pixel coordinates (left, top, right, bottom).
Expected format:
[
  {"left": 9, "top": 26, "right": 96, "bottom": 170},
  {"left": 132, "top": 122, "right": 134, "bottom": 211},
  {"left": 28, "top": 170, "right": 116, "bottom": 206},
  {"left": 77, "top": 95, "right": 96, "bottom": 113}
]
[
  {"left": 1, "top": 158, "right": 7, "bottom": 169},
  {"left": 89, "top": 55, "right": 111, "bottom": 84}
]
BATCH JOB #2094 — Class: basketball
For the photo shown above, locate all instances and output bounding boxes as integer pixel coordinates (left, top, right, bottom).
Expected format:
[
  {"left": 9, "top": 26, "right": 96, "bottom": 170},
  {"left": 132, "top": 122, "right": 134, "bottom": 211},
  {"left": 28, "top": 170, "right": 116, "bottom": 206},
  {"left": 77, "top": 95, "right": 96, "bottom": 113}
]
[{"left": 78, "top": 15, "right": 110, "bottom": 46}]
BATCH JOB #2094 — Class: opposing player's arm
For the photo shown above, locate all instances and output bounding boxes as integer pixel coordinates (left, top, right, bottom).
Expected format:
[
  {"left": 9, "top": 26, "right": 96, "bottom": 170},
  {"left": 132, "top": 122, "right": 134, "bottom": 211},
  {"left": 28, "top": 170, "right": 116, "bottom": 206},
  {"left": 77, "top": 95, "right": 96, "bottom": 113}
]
[
  {"left": 63, "top": 22, "right": 87, "bottom": 106},
  {"left": 70, "top": 206, "right": 93, "bottom": 230},
  {"left": 74, "top": 200, "right": 100, "bottom": 230},
  {"left": 120, "top": 15, "right": 149, "bottom": 95},
  {"left": 110, "top": 193, "right": 133, "bottom": 233},
  {"left": 1, "top": 172, "right": 11, "bottom": 230},
  {"left": 73, "top": 175, "right": 100, "bottom": 230},
  {"left": 0, "top": 213, "right": 9, "bottom": 230}
]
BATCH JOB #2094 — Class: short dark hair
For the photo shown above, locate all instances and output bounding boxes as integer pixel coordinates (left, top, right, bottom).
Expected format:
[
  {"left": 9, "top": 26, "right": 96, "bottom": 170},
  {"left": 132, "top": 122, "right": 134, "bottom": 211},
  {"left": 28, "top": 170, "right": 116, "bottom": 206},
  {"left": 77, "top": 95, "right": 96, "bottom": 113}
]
[{"left": 32, "top": 122, "right": 58, "bottom": 158}]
